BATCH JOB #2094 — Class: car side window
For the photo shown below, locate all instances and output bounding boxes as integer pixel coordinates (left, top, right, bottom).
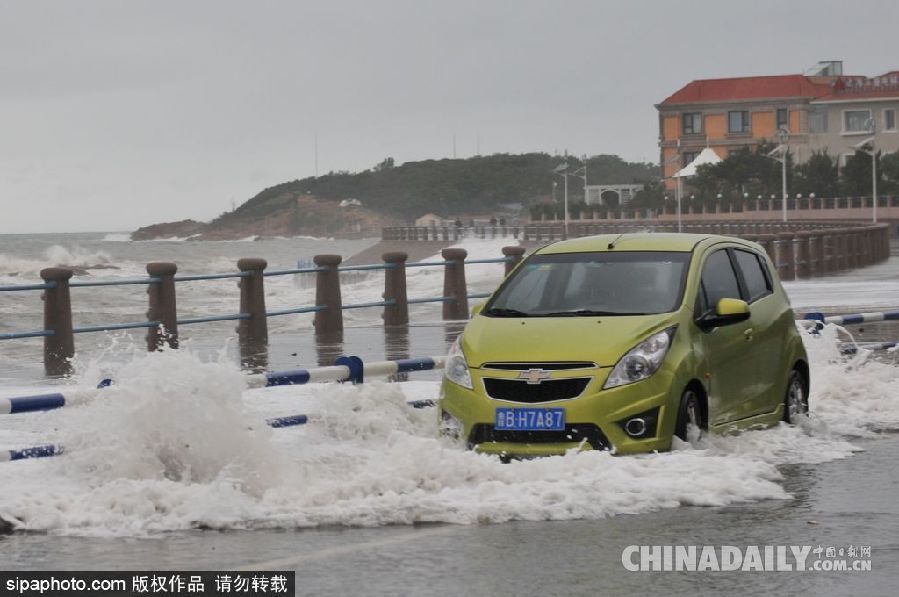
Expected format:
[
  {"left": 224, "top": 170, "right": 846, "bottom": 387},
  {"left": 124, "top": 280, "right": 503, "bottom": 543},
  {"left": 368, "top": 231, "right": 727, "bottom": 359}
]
[
  {"left": 733, "top": 249, "right": 771, "bottom": 302},
  {"left": 700, "top": 250, "right": 742, "bottom": 312}
]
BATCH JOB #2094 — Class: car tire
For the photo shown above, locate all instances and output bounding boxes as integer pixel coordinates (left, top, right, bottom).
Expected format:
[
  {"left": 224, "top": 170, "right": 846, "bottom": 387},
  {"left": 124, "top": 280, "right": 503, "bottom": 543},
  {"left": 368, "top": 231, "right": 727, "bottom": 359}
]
[
  {"left": 675, "top": 388, "right": 705, "bottom": 443},
  {"left": 783, "top": 369, "right": 809, "bottom": 424}
]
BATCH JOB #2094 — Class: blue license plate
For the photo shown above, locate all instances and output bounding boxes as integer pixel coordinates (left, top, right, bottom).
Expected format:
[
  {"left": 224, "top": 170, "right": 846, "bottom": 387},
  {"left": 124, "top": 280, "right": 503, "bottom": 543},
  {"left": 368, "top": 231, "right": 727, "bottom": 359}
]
[{"left": 495, "top": 408, "right": 566, "bottom": 431}]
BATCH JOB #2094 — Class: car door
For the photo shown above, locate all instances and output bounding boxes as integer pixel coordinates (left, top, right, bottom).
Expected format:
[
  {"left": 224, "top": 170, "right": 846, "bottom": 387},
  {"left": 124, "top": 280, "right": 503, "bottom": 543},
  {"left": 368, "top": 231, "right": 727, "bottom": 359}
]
[
  {"left": 696, "top": 248, "right": 756, "bottom": 426},
  {"left": 731, "top": 248, "right": 782, "bottom": 416}
]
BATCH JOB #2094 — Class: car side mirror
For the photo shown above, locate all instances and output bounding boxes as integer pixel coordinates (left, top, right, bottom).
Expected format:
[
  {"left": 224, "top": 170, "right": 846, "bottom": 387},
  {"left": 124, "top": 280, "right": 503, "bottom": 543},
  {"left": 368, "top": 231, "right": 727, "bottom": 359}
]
[
  {"left": 470, "top": 301, "right": 487, "bottom": 317},
  {"left": 700, "top": 298, "right": 750, "bottom": 328}
]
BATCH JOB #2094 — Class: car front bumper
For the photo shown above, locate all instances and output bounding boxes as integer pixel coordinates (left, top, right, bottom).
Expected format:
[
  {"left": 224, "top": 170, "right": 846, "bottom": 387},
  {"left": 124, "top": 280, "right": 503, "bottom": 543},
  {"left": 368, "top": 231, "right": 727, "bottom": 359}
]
[{"left": 439, "top": 368, "right": 683, "bottom": 456}]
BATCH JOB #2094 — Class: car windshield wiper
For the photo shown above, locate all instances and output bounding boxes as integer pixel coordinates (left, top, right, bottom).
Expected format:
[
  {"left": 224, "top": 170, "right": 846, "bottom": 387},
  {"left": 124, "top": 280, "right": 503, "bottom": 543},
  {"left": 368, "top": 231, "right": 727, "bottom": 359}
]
[
  {"left": 484, "top": 307, "right": 532, "bottom": 317},
  {"left": 537, "top": 309, "right": 642, "bottom": 317}
]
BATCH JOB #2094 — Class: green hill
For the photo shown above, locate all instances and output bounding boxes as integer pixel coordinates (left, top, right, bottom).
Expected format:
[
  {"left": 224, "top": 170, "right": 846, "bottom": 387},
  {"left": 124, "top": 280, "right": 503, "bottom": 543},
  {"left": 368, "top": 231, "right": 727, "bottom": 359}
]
[
  {"left": 215, "top": 153, "right": 658, "bottom": 223},
  {"left": 133, "top": 152, "right": 659, "bottom": 239}
]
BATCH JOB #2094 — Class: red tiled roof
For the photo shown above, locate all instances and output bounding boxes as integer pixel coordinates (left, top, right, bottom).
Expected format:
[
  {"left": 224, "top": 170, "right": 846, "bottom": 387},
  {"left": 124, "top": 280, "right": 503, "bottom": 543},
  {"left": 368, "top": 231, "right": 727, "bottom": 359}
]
[
  {"left": 659, "top": 75, "right": 832, "bottom": 106},
  {"left": 814, "top": 89, "right": 899, "bottom": 102}
]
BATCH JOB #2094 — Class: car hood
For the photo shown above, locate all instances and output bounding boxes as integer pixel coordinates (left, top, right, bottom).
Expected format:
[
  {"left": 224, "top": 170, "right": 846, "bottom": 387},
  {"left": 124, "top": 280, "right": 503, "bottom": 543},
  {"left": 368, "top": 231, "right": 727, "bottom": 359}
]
[{"left": 460, "top": 313, "right": 676, "bottom": 367}]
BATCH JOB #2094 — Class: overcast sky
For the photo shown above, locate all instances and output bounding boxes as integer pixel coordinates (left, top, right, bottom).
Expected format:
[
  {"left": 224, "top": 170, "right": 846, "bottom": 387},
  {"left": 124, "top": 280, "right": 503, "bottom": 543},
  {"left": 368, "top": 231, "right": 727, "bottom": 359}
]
[{"left": 1, "top": 0, "right": 897, "bottom": 233}]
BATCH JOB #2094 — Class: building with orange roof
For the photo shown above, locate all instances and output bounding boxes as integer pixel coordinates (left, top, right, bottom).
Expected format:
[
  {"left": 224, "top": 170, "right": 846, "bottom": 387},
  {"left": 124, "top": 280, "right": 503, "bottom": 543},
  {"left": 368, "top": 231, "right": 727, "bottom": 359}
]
[{"left": 657, "top": 61, "right": 899, "bottom": 189}]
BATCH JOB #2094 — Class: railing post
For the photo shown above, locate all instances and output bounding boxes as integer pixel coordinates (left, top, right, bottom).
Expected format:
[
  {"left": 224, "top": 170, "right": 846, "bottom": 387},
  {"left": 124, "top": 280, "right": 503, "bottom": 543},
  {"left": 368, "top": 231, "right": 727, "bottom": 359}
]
[
  {"left": 40, "top": 267, "right": 74, "bottom": 376},
  {"left": 502, "top": 246, "right": 526, "bottom": 276},
  {"left": 442, "top": 248, "right": 469, "bottom": 320},
  {"left": 313, "top": 254, "right": 343, "bottom": 334},
  {"left": 794, "top": 233, "right": 811, "bottom": 279},
  {"left": 775, "top": 233, "right": 795, "bottom": 281},
  {"left": 237, "top": 258, "right": 268, "bottom": 351},
  {"left": 146, "top": 262, "right": 178, "bottom": 350},
  {"left": 382, "top": 252, "right": 408, "bottom": 326}
]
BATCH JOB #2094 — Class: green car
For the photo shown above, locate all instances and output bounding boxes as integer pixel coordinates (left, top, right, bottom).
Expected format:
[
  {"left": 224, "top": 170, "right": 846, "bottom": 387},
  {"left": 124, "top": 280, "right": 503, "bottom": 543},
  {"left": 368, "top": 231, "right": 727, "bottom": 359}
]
[{"left": 439, "top": 233, "right": 809, "bottom": 457}]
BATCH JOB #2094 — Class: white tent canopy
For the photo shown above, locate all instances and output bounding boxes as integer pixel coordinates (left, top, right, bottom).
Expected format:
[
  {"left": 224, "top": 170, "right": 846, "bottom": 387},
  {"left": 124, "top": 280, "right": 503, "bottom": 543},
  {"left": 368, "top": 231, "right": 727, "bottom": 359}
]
[{"left": 674, "top": 147, "right": 722, "bottom": 178}]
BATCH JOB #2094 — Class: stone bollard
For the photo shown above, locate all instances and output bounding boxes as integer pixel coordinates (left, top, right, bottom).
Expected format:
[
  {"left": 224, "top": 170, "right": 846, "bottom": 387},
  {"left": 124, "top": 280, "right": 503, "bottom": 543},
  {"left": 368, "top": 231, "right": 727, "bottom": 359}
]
[
  {"left": 442, "top": 248, "right": 469, "bottom": 320},
  {"left": 775, "top": 233, "right": 795, "bottom": 281},
  {"left": 756, "top": 234, "right": 776, "bottom": 267},
  {"left": 808, "top": 233, "right": 823, "bottom": 277},
  {"left": 146, "top": 262, "right": 178, "bottom": 350},
  {"left": 820, "top": 233, "right": 835, "bottom": 274},
  {"left": 382, "top": 252, "right": 409, "bottom": 326},
  {"left": 237, "top": 258, "right": 268, "bottom": 349},
  {"left": 847, "top": 230, "right": 859, "bottom": 269},
  {"left": 313, "top": 255, "right": 343, "bottom": 334},
  {"left": 502, "top": 246, "right": 526, "bottom": 276},
  {"left": 40, "top": 268, "right": 75, "bottom": 376},
  {"left": 836, "top": 230, "right": 849, "bottom": 270},
  {"left": 794, "top": 233, "right": 811, "bottom": 279}
]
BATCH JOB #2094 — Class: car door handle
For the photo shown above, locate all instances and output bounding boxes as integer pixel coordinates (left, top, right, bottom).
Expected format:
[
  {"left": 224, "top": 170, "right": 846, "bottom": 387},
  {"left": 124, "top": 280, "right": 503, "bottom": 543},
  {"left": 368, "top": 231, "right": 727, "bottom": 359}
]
[{"left": 743, "top": 328, "right": 754, "bottom": 340}]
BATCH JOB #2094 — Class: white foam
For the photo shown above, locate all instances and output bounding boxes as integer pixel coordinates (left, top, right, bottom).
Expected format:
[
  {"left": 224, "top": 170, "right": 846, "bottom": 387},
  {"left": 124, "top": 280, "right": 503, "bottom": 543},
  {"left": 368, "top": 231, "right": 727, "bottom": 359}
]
[{"left": 0, "top": 323, "right": 896, "bottom": 537}]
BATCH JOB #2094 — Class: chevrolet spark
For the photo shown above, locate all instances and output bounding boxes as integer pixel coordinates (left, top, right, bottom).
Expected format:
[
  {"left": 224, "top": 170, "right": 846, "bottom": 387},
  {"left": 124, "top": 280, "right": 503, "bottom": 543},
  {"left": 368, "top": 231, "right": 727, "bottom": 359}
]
[{"left": 439, "top": 233, "right": 809, "bottom": 456}]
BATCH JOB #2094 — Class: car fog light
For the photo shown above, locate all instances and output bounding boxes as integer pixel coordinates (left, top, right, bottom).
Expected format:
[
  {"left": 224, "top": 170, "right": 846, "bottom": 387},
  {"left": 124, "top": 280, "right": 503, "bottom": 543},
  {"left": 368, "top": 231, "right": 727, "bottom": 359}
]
[{"left": 624, "top": 418, "right": 646, "bottom": 437}]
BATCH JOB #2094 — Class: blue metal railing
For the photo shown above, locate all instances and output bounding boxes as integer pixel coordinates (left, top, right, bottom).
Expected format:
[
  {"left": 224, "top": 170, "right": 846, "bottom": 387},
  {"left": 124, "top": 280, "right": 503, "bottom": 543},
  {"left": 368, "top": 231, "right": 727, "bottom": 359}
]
[
  {"left": 177, "top": 313, "right": 251, "bottom": 325},
  {"left": 0, "top": 330, "right": 55, "bottom": 340},
  {"left": 0, "top": 282, "right": 56, "bottom": 292},
  {"left": 69, "top": 277, "right": 160, "bottom": 288},
  {"left": 175, "top": 272, "right": 251, "bottom": 282},
  {"left": 72, "top": 321, "right": 160, "bottom": 334}
]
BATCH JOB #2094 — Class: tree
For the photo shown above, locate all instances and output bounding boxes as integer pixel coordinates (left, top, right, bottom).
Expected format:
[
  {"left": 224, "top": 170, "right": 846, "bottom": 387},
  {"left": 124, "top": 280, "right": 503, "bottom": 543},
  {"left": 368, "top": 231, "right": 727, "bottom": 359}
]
[
  {"left": 795, "top": 151, "right": 838, "bottom": 197},
  {"left": 840, "top": 150, "right": 882, "bottom": 196},
  {"left": 880, "top": 152, "right": 899, "bottom": 194},
  {"left": 373, "top": 157, "right": 395, "bottom": 171}
]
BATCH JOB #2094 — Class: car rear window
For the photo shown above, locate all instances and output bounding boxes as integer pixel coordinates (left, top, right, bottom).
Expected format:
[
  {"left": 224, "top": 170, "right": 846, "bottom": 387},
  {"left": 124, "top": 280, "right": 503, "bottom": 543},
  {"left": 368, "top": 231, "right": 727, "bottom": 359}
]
[{"left": 733, "top": 249, "right": 771, "bottom": 302}]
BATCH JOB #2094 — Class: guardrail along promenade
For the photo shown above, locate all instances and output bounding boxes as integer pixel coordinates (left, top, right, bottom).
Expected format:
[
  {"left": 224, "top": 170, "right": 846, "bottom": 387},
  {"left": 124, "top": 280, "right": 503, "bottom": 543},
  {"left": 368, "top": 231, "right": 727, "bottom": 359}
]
[{"left": 0, "top": 247, "right": 526, "bottom": 376}]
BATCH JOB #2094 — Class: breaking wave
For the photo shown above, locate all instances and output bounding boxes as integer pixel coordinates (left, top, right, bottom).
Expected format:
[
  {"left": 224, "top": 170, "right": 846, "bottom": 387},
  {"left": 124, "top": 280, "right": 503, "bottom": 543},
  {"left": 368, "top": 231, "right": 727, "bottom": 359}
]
[{"left": 0, "top": 324, "right": 896, "bottom": 537}]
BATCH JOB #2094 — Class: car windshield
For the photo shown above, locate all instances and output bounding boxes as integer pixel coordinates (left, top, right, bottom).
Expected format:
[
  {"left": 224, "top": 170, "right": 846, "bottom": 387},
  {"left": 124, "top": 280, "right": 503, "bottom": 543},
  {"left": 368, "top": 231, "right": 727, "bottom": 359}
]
[{"left": 485, "top": 251, "right": 691, "bottom": 317}]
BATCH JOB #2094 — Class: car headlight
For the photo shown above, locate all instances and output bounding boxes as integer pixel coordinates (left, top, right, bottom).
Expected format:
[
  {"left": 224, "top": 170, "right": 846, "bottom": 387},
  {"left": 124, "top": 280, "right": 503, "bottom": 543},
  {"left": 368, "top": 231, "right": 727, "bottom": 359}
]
[
  {"left": 603, "top": 327, "right": 676, "bottom": 389},
  {"left": 445, "top": 337, "right": 473, "bottom": 389}
]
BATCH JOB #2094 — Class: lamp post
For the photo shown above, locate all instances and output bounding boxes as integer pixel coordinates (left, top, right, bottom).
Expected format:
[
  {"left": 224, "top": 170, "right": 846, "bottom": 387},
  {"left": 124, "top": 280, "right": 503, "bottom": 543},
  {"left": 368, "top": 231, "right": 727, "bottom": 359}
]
[
  {"left": 777, "top": 127, "right": 789, "bottom": 223},
  {"left": 866, "top": 118, "right": 878, "bottom": 223},
  {"left": 663, "top": 147, "right": 683, "bottom": 232},
  {"left": 553, "top": 161, "right": 570, "bottom": 238}
]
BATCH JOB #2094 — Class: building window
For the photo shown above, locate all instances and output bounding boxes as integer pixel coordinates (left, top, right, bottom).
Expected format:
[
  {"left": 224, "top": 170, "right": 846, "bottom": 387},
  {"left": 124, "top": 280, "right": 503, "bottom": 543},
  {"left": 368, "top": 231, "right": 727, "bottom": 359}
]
[
  {"left": 885, "top": 109, "right": 897, "bottom": 132},
  {"left": 682, "top": 112, "right": 702, "bottom": 135},
  {"left": 776, "top": 108, "right": 789, "bottom": 130},
  {"left": 844, "top": 109, "right": 872, "bottom": 133},
  {"left": 728, "top": 111, "right": 750, "bottom": 133},
  {"left": 809, "top": 106, "right": 828, "bottom": 133},
  {"left": 682, "top": 151, "right": 700, "bottom": 167}
]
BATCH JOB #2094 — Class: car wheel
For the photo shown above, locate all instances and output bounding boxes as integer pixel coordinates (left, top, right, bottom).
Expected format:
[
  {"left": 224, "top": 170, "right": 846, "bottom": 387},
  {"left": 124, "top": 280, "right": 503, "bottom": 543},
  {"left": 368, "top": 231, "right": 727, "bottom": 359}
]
[
  {"left": 783, "top": 370, "right": 809, "bottom": 424},
  {"left": 675, "top": 388, "right": 704, "bottom": 443}
]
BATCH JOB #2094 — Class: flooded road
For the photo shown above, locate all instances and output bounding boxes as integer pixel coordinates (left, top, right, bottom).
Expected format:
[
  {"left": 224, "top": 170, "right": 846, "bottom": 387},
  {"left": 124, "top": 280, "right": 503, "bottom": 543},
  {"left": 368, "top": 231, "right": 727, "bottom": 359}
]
[{"left": 2, "top": 235, "right": 899, "bottom": 595}]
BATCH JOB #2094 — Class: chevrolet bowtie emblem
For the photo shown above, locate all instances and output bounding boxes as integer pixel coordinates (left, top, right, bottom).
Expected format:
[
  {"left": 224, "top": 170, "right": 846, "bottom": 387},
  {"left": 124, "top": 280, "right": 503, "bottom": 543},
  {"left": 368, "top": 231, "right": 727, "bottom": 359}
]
[{"left": 518, "top": 369, "right": 552, "bottom": 384}]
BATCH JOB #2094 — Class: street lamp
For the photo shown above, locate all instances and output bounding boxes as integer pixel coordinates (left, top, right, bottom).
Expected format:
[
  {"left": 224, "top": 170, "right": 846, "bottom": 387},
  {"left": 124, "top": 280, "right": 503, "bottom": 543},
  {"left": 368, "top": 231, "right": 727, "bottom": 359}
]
[
  {"left": 663, "top": 146, "right": 684, "bottom": 232},
  {"left": 553, "top": 161, "right": 570, "bottom": 238},
  {"left": 765, "top": 127, "right": 790, "bottom": 223},
  {"left": 851, "top": 118, "right": 878, "bottom": 223}
]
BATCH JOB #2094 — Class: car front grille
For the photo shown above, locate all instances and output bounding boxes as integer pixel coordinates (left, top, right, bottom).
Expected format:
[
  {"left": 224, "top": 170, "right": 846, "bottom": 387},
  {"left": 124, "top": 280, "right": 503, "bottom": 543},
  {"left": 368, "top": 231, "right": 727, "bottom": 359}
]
[
  {"left": 483, "top": 377, "right": 590, "bottom": 403},
  {"left": 468, "top": 423, "right": 610, "bottom": 451}
]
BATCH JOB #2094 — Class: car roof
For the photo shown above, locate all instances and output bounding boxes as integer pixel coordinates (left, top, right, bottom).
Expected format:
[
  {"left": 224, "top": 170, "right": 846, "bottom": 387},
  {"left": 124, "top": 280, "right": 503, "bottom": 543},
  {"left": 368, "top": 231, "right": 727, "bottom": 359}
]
[{"left": 534, "top": 233, "right": 750, "bottom": 255}]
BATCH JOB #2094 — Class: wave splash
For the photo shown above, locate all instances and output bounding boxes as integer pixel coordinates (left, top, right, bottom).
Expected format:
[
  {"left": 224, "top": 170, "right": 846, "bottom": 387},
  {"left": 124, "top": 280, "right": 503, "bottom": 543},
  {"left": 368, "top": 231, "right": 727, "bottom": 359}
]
[{"left": 0, "top": 325, "right": 896, "bottom": 536}]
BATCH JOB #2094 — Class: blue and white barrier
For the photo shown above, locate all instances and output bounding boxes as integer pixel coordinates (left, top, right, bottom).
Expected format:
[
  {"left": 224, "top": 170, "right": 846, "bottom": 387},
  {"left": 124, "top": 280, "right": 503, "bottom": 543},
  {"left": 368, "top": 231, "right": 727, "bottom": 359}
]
[
  {"left": 2, "top": 413, "right": 312, "bottom": 462},
  {"left": 802, "top": 310, "right": 899, "bottom": 327},
  {"left": 0, "top": 356, "right": 446, "bottom": 416},
  {"left": 0, "top": 444, "right": 62, "bottom": 462},
  {"left": 1, "top": 354, "right": 445, "bottom": 462},
  {"left": 253, "top": 355, "right": 446, "bottom": 388},
  {"left": 0, "top": 391, "right": 94, "bottom": 415},
  {"left": 839, "top": 341, "right": 899, "bottom": 355}
]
